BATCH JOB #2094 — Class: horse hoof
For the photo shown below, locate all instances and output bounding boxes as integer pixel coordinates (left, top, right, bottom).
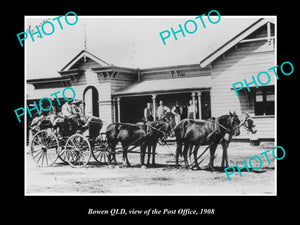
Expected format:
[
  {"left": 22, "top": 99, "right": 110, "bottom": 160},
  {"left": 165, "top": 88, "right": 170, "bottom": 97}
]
[
  {"left": 191, "top": 166, "right": 201, "bottom": 171},
  {"left": 141, "top": 165, "right": 147, "bottom": 169}
]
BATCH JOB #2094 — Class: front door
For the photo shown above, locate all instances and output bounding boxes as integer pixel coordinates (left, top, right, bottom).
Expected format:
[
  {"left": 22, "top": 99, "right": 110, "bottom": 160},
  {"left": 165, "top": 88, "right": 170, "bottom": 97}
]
[{"left": 83, "top": 86, "right": 99, "bottom": 117}]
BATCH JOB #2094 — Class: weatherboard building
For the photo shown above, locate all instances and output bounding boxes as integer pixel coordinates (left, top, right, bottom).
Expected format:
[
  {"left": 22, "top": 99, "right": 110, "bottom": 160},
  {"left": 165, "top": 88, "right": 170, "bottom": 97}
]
[{"left": 27, "top": 18, "right": 276, "bottom": 143}]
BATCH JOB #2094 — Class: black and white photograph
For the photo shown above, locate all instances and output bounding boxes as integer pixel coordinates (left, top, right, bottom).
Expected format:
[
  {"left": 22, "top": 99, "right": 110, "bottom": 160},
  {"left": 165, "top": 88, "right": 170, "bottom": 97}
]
[
  {"left": 10, "top": 2, "right": 300, "bottom": 220},
  {"left": 23, "top": 15, "right": 277, "bottom": 196}
]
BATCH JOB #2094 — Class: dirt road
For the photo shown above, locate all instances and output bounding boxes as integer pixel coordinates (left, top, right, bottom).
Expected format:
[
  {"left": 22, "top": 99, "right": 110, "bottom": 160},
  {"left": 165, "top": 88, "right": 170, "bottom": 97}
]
[{"left": 25, "top": 142, "right": 276, "bottom": 195}]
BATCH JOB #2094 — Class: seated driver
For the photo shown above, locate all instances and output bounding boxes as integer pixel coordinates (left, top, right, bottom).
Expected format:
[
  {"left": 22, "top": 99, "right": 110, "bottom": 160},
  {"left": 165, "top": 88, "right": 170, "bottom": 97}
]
[
  {"left": 71, "top": 99, "right": 102, "bottom": 128},
  {"left": 71, "top": 99, "right": 86, "bottom": 127},
  {"left": 61, "top": 100, "right": 81, "bottom": 127}
]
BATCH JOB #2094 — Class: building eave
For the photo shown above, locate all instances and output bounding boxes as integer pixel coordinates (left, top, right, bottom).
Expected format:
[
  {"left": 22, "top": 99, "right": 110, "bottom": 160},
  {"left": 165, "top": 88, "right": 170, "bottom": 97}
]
[
  {"left": 60, "top": 50, "right": 110, "bottom": 72},
  {"left": 199, "top": 18, "right": 275, "bottom": 68}
]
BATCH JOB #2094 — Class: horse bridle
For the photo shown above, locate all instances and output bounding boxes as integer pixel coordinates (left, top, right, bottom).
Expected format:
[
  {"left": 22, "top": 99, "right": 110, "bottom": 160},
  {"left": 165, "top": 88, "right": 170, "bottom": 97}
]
[
  {"left": 148, "top": 119, "right": 175, "bottom": 138},
  {"left": 239, "top": 114, "right": 256, "bottom": 133},
  {"left": 213, "top": 116, "right": 240, "bottom": 135}
]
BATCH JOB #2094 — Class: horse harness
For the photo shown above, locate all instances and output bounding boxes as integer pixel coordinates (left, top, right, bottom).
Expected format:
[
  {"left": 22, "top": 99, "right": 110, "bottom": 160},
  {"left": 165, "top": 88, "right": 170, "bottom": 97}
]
[
  {"left": 111, "top": 122, "right": 168, "bottom": 149},
  {"left": 205, "top": 115, "right": 250, "bottom": 140}
]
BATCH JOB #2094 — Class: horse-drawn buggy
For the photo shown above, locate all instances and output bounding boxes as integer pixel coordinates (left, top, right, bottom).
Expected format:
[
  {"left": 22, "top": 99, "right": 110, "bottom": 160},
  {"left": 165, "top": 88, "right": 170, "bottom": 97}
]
[
  {"left": 29, "top": 113, "right": 107, "bottom": 168},
  {"left": 29, "top": 111, "right": 176, "bottom": 168},
  {"left": 29, "top": 110, "right": 256, "bottom": 170}
]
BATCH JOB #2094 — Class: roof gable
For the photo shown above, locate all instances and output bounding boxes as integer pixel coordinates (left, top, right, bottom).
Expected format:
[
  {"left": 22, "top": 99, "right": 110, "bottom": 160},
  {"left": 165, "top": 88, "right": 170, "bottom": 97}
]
[
  {"left": 199, "top": 18, "right": 275, "bottom": 68},
  {"left": 60, "top": 50, "right": 110, "bottom": 72}
]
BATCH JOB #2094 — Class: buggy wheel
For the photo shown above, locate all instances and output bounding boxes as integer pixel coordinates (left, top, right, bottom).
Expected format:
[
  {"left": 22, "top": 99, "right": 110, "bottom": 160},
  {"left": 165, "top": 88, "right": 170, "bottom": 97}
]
[
  {"left": 57, "top": 147, "right": 75, "bottom": 164},
  {"left": 92, "top": 139, "right": 110, "bottom": 164},
  {"left": 30, "top": 130, "right": 59, "bottom": 167},
  {"left": 64, "top": 134, "right": 91, "bottom": 168}
]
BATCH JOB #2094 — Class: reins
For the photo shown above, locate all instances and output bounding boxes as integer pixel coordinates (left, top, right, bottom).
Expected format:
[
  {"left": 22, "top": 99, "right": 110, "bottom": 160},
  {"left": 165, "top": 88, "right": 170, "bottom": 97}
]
[
  {"left": 213, "top": 113, "right": 252, "bottom": 136},
  {"left": 206, "top": 115, "right": 243, "bottom": 139},
  {"left": 146, "top": 124, "right": 166, "bottom": 135},
  {"left": 112, "top": 121, "right": 173, "bottom": 150},
  {"left": 107, "top": 122, "right": 168, "bottom": 135}
]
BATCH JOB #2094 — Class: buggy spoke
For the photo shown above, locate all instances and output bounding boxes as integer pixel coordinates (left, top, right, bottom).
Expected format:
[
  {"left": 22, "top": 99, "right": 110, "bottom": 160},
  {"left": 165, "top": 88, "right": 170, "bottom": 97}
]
[
  {"left": 103, "top": 152, "right": 107, "bottom": 163},
  {"left": 33, "top": 149, "right": 43, "bottom": 159},
  {"left": 99, "top": 152, "right": 103, "bottom": 162},
  {"left": 96, "top": 150, "right": 102, "bottom": 160},
  {"left": 30, "top": 130, "right": 59, "bottom": 167},
  {"left": 65, "top": 134, "right": 91, "bottom": 168},
  {"left": 68, "top": 149, "right": 76, "bottom": 162},
  {"left": 32, "top": 147, "right": 43, "bottom": 154},
  {"left": 41, "top": 152, "right": 45, "bottom": 166},
  {"left": 45, "top": 152, "right": 49, "bottom": 165},
  {"left": 92, "top": 139, "right": 110, "bottom": 164},
  {"left": 36, "top": 151, "right": 44, "bottom": 164},
  {"left": 70, "top": 139, "right": 77, "bottom": 148},
  {"left": 33, "top": 139, "right": 42, "bottom": 146}
]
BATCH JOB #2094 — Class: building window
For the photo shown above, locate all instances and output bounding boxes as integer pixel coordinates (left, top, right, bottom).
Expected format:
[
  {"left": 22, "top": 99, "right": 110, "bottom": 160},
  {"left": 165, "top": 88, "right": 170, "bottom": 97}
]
[{"left": 254, "top": 87, "right": 274, "bottom": 116}]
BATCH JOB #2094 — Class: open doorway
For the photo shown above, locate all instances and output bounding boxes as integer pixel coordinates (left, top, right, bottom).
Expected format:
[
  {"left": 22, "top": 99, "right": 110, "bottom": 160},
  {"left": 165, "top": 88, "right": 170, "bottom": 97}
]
[
  {"left": 119, "top": 91, "right": 211, "bottom": 123},
  {"left": 83, "top": 86, "right": 99, "bottom": 117},
  {"left": 120, "top": 95, "right": 151, "bottom": 123}
]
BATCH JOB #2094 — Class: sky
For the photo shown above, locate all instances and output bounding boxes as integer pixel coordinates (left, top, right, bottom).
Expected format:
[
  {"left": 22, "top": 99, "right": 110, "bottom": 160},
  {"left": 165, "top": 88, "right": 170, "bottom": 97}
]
[{"left": 25, "top": 16, "right": 262, "bottom": 79}]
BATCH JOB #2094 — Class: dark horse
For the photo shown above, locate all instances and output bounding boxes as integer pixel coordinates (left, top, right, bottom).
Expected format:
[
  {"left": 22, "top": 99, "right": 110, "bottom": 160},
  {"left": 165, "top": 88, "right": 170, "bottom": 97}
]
[
  {"left": 106, "top": 114, "right": 175, "bottom": 167},
  {"left": 142, "top": 116, "right": 175, "bottom": 166},
  {"left": 174, "top": 112, "right": 256, "bottom": 169},
  {"left": 106, "top": 123, "right": 146, "bottom": 167}
]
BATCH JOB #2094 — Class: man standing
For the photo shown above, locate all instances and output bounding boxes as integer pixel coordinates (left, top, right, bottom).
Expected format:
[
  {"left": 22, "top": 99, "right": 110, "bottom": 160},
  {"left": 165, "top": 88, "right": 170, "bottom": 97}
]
[
  {"left": 182, "top": 102, "right": 188, "bottom": 119},
  {"left": 144, "top": 102, "right": 153, "bottom": 122},
  {"left": 187, "top": 99, "right": 197, "bottom": 119},
  {"left": 171, "top": 101, "right": 182, "bottom": 124},
  {"left": 156, "top": 100, "right": 170, "bottom": 120}
]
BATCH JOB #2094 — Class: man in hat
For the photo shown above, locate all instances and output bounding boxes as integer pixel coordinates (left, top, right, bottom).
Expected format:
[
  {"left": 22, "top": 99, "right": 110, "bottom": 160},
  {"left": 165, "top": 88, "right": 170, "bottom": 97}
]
[
  {"left": 71, "top": 99, "right": 103, "bottom": 129},
  {"left": 171, "top": 101, "right": 182, "bottom": 125},
  {"left": 71, "top": 99, "right": 83, "bottom": 116},
  {"left": 61, "top": 100, "right": 81, "bottom": 127},
  {"left": 72, "top": 99, "right": 88, "bottom": 127}
]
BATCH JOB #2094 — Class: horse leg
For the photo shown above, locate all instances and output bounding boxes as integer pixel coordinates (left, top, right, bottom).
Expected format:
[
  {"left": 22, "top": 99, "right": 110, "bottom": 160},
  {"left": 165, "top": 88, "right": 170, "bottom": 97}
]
[
  {"left": 140, "top": 144, "right": 146, "bottom": 167},
  {"left": 146, "top": 144, "right": 151, "bottom": 166},
  {"left": 175, "top": 141, "right": 182, "bottom": 168},
  {"left": 125, "top": 148, "right": 131, "bottom": 167},
  {"left": 122, "top": 145, "right": 131, "bottom": 167},
  {"left": 225, "top": 141, "right": 230, "bottom": 167},
  {"left": 108, "top": 142, "right": 117, "bottom": 165},
  {"left": 208, "top": 142, "right": 218, "bottom": 169},
  {"left": 193, "top": 144, "right": 201, "bottom": 169},
  {"left": 221, "top": 139, "right": 229, "bottom": 168},
  {"left": 183, "top": 142, "right": 191, "bottom": 169},
  {"left": 152, "top": 142, "right": 157, "bottom": 165}
]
